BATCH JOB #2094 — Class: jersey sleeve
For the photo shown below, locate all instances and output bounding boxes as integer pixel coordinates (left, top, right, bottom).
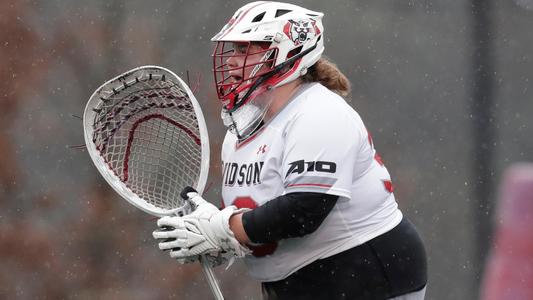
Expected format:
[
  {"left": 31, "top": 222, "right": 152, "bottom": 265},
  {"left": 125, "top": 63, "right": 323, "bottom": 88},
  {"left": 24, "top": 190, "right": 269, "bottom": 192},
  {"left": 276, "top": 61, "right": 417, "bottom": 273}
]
[{"left": 281, "top": 101, "right": 365, "bottom": 199}]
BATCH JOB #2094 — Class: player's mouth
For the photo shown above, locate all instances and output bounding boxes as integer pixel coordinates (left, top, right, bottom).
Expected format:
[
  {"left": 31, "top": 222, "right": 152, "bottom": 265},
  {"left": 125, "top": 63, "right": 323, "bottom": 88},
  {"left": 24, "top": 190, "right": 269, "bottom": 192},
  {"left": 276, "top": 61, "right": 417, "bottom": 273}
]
[{"left": 228, "top": 75, "right": 242, "bottom": 83}]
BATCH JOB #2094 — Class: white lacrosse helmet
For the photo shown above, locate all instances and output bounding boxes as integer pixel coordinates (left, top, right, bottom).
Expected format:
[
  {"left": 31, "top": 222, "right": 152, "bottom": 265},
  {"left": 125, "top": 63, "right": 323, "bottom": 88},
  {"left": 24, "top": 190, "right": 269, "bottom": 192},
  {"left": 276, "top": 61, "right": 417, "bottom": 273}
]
[{"left": 212, "top": 1, "right": 324, "bottom": 113}]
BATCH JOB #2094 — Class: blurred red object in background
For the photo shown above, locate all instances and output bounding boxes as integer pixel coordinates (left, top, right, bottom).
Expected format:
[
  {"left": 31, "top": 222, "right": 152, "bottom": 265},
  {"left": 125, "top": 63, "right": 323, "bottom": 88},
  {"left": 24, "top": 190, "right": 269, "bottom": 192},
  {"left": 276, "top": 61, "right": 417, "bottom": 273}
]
[{"left": 481, "top": 163, "right": 533, "bottom": 300}]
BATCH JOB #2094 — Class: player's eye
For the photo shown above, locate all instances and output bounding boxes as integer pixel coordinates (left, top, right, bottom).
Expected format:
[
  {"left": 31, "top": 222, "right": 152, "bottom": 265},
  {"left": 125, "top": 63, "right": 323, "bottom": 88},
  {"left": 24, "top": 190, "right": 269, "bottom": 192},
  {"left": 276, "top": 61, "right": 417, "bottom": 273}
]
[{"left": 234, "top": 43, "right": 248, "bottom": 54}]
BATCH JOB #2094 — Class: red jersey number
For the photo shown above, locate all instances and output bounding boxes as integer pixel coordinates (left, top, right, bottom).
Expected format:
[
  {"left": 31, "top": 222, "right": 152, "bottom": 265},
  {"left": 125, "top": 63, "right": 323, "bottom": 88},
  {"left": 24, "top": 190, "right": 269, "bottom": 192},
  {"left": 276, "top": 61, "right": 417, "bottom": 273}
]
[
  {"left": 232, "top": 196, "right": 278, "bottom": 257},
  {"left": 367, "top": 131, "right": 394, "bottom": 193}
]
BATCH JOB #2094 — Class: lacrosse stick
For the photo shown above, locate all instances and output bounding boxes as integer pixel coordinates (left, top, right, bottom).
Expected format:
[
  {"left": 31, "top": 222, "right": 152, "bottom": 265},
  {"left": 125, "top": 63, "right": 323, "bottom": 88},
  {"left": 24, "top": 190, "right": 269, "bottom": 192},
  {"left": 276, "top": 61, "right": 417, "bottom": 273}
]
[{"left": 83, "top": 65, "right": 224, "bottom": 300}]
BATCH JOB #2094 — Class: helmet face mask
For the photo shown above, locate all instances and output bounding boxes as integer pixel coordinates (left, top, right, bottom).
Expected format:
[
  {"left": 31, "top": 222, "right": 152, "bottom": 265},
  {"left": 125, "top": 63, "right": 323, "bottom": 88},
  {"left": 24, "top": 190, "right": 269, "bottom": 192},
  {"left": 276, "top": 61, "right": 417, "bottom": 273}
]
[
  {"left": 211, "top": 1, "right": 324, "bottom": 139},
  {"left": 213, "top": 41, "right": 278, "bottom": 112}
]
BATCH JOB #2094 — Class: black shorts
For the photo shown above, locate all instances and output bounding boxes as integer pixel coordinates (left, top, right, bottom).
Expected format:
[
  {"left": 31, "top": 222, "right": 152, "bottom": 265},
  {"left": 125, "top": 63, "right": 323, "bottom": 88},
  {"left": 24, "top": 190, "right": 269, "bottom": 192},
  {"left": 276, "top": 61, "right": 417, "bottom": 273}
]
[{"left": 261, "top": 217, "right": 427, "bottom": 300}]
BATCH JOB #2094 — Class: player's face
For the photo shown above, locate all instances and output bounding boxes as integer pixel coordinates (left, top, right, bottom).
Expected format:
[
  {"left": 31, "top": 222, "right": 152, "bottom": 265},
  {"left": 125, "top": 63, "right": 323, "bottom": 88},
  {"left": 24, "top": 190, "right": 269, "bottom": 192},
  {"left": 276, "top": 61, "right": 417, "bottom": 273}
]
[{"left": 226, "top": 42, "right": 272, "bottom": 84}]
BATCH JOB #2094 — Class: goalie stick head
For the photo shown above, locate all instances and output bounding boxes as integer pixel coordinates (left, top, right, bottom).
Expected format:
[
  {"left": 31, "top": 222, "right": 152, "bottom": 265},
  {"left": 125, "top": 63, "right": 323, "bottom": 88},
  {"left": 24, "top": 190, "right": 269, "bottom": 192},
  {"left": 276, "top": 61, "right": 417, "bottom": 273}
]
[{"left": 83, "top": 66, "right": 210, "bottom": 217}]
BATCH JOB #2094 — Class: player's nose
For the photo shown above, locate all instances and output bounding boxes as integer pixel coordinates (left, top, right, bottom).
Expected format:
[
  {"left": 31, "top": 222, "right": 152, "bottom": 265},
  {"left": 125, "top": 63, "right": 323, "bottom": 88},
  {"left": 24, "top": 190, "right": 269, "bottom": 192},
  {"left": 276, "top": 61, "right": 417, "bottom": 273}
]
[{"left": 226, "top": 54, "right": 240, "bottom": 69}]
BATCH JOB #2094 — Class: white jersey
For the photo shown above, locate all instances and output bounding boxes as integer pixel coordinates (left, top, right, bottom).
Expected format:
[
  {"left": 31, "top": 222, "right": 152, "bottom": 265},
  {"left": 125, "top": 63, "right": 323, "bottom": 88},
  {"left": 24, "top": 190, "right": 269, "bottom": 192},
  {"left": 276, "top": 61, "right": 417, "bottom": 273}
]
[{"left": 221, "top": 83, "right": 402, "bottom": 282}]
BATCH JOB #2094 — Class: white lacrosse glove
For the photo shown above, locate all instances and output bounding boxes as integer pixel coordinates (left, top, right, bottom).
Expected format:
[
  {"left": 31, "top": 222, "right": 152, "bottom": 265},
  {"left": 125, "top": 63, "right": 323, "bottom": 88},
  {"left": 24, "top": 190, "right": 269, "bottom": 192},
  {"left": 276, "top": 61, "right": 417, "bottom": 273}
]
[
  {"left": 151, "top": 247, "right": 228, "bottom": 267},
  {"left": 165, "top": 252, "right": 228, "bottom": 268},
  {"left": 153, "top": 187, "right": 250, "bottom": 262}
]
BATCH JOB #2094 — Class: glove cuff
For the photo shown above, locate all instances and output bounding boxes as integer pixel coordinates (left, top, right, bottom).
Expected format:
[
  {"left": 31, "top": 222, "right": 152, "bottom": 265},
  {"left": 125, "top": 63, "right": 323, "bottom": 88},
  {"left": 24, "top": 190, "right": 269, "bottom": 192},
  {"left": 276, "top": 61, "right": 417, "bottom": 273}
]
[{"left": 216, "top": 206, "right": 252, "bottom": 257}]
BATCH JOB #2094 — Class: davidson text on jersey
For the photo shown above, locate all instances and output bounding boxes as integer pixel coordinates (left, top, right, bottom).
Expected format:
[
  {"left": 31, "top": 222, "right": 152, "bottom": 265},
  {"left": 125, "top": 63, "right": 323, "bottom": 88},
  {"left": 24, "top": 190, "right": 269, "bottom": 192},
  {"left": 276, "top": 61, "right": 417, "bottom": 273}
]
[{"left": 223, "top": 161, "right": 264, "bottom": 186}]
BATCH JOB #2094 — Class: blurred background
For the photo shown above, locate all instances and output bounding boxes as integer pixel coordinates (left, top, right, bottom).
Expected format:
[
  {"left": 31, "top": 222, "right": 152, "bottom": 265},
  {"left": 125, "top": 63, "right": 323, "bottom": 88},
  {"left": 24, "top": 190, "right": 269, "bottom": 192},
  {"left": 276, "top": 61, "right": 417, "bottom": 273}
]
[{"left": 1, "top": 0, "right": 532, "bottom": 299}]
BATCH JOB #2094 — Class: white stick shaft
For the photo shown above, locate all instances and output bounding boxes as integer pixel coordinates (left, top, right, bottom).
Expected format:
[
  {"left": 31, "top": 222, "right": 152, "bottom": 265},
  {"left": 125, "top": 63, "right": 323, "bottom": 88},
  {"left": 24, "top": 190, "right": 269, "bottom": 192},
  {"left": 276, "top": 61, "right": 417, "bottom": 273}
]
[{"left": 199, "top": 256, "right": 224, "bottom": 300}]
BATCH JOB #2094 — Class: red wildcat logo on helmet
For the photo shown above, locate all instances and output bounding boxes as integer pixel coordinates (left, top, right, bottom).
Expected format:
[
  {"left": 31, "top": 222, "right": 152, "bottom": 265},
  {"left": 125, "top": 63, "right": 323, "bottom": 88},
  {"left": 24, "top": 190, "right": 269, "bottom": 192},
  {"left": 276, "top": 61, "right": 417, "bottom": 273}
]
[{"left": 283, "top": 19, "right": 321, "bottom": 46}]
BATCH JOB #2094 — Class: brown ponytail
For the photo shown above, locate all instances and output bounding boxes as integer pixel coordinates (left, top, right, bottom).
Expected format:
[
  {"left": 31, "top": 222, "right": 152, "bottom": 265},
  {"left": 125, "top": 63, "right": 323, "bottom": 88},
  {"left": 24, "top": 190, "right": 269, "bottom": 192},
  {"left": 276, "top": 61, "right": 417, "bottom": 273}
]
[{"left": 302, "top": 57, "right": 351, "bottom": 97}]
